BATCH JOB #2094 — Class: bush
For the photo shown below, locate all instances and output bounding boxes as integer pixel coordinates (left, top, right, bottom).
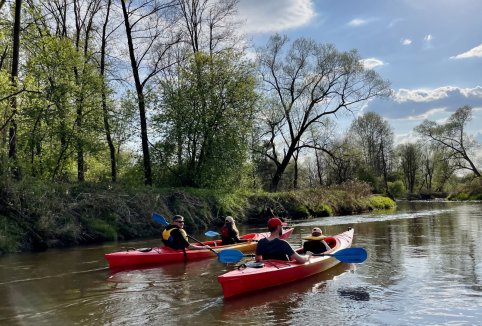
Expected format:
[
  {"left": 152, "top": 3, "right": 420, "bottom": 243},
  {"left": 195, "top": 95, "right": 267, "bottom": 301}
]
[{"left": 388, "top": 180, "right": 405, "bottom": 198}]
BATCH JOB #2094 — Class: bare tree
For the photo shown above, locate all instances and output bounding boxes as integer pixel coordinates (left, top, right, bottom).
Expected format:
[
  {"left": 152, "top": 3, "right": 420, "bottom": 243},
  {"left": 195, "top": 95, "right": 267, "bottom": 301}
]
[
  {"left": 120, "top": 0, "right": 178, "bottom": 185},
  {"left": 175, "top": 0, "right": 241, "bottom": 55},
  {"left": 257, "top": 35, "right": 391, "bottom": 191},
  {"left": 415, "top": 105, "right": 480, "bottom": 177}
]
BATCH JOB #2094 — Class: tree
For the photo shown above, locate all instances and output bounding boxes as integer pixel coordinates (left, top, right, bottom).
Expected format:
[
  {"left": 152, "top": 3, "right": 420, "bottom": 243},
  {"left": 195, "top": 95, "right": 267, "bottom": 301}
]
[
  {"left": 397, "top": 142, "right": 421, "bottom": 194},
  {"left": 415, "top": 105, "right": 480, "bottom": 177},
  {"left": 8, "top": 0, "right": 22, "bottom": 179},
  {"left": 256, "top": 35, "right": 391, "bottom": 192},
  {"left": 349, "top": 112, "right": 394, "bottom": 193},
  {"left": 175, "top": 0, "right": 241, "bottom": 55},
  {"left": 156, "top": 50, "right": 257, "bottom": 188},
  {"left": 120, "top": 0, "right": 179, "bottom": 185}
]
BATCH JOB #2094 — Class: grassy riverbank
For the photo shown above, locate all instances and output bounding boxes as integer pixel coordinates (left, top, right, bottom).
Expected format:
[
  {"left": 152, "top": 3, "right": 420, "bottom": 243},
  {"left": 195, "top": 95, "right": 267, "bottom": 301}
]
[{"left": 0, "top": 180, "right": 395, "bottom": 254}]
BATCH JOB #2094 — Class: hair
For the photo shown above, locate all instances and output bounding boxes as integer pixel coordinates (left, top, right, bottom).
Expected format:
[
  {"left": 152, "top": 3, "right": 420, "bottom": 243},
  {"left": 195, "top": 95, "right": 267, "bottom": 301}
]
[
  {"left": 173, "top": 215, "right": 184, "bottom": 222},
  {"left": 268, "top": 225, "right": 278, "bottom": 232}
]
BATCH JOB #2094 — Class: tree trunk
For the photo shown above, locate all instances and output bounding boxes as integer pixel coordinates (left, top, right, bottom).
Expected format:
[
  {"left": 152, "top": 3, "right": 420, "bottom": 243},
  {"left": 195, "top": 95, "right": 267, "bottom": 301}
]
[
  {"left": 100, "top": 0, "right": 116, "bottom": 182},
  {"left": 121, "top": 0, "right": 152, "bottom": 185},
  {"left": 8, "top": 0, "right": 22, "bottom": 179}
]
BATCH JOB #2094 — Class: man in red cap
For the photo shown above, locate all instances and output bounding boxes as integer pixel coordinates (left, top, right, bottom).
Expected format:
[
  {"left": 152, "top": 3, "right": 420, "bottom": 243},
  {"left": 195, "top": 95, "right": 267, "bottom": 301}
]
[{"left": 255, "top": 217, "right": 312, "bottom": 263}]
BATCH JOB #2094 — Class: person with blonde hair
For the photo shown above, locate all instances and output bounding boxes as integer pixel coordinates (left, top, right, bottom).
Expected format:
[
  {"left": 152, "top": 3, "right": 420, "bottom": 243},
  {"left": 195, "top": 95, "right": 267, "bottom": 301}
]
[{"left": 220, "top": 216, "right": 248, "bottom": 245}]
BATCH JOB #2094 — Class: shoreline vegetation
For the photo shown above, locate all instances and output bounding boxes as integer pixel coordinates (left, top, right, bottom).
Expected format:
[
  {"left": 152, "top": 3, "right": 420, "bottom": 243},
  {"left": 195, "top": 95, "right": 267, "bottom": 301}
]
[{"left": 0, "top": 181, "right": 396, "bottom": 254}]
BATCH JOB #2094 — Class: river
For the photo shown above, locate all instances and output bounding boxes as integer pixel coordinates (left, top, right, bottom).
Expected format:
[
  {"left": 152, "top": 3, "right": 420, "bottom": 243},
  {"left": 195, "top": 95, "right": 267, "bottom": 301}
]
[{"left": 0, "top": 201, "right": 481, "bottom": 325}]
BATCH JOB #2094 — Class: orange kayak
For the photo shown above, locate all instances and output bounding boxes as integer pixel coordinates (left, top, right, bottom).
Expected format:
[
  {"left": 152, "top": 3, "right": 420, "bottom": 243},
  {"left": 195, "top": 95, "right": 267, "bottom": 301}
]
[
  {"left": 105, "top": 228, "right": 294, "bottom": 270},
  {"left": 217, "top": 228, "right": 354, "bottom": 298}
]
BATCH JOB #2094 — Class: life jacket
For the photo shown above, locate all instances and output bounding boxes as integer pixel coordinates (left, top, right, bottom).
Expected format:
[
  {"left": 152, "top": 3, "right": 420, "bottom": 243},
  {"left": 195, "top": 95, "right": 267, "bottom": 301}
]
[
  {"left": 162, "top": 225, "right": 188, "bottom": 246},
  {"left": 220, "top": 226, "right": 230, "bottom": 238}
]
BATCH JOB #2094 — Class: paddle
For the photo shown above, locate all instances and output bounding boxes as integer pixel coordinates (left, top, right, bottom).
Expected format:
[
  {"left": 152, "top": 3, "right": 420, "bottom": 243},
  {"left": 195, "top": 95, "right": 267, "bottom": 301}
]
[
  {"left": 151, "top": 212, "right": 221, "bottom": 256},
  {"left": 217, "top": 247, "right": 368, "bottom": 264},
  {"left": 205, "top": 230, "right": 220, "bottom": 237},
  {"left": 218, "top": 249, "right": 255, "bottom": 263}
]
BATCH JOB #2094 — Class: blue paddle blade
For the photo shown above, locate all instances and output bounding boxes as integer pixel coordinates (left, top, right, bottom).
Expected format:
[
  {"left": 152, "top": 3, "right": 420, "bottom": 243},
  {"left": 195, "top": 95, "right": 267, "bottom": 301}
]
[
  {"left": 205, "top": 231, "right": 220, "bottom": 237},
  {"left": 316, "top": 247, "right": 368, "bottom": 263},
  {"left": 152, "top": 212, "right": 168, "bottom": 226},
  {"left": 218, "top": 249, "right": 252, "bottom": 263}
]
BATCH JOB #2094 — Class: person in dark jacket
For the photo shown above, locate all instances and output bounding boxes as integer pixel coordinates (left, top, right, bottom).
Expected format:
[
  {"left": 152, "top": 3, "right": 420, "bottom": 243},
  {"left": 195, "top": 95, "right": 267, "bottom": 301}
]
[
  {"left": 302, "top": 227, "right": 330, "bottom": 254},
  {"left": 162, "top": 215, "right": 210, "bottom": 250}
]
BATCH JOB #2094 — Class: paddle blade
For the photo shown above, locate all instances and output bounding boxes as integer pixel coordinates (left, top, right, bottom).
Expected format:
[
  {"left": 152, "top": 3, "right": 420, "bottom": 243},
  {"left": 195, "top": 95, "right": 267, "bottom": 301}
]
[
  {"left": 152, "top": 212, "right": 169, "bottom": 226},
  {"left": 217, "top": 249, "right": 253, "bottom": 263},
  {"left": 205, "top": 231, "right": 220, "bottom": 237},
  {"left": 326, "top": 247, "right": 367, "bottom": 263}
]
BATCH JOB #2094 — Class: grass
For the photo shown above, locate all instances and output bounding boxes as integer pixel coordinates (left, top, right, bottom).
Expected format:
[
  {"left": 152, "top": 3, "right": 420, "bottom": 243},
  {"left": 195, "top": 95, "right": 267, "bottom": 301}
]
[{"left": 0, "top": 180, "right": 396, "bottom": 253}]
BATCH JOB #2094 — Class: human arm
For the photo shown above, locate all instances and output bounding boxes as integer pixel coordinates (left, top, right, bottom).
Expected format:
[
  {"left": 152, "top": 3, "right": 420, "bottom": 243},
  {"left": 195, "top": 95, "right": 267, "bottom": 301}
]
[
  {"left": 188, "top": 243, "right": 211, "bottom": 250},
  {"left": 289, "top": 251, "right": 312, "bottom": 263}
]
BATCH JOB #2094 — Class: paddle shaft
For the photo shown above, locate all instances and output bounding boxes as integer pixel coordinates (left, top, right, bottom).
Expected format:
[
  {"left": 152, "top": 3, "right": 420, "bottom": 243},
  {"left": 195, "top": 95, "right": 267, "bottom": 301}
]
[{"left": 186, "top": 234, "right": 219, "bottom": 256}]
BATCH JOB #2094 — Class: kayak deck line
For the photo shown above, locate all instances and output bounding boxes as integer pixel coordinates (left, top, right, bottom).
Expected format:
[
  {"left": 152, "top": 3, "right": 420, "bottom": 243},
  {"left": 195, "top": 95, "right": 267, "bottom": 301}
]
[{"left": 104, "top": 228, "right": 294, "bottom": 270}]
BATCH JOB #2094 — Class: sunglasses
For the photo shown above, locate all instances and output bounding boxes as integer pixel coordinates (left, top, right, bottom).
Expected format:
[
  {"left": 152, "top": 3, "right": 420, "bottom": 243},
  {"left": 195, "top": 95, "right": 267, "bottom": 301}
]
[{"left": 174, "top": 220, "right": 185, "bottom": 224}]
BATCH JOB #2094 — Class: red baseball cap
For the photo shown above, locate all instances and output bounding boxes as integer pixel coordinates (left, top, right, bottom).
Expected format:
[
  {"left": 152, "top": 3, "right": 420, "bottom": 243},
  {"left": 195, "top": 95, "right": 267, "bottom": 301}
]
[{"left": 267, "top": 217, "right": 287, "bottom": 228}]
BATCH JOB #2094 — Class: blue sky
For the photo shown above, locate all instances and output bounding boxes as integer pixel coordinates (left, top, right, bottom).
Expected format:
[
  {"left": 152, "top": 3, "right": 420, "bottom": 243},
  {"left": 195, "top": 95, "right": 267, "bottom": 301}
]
[{"left": 236, "top": 0, "right": 482, "bottom": 145}]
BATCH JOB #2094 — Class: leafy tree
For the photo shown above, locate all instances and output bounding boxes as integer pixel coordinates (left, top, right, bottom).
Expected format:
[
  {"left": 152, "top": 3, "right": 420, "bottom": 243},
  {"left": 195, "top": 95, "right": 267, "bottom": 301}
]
[
  {"left": 156, "top": 50, "right": 257, "bottom": 189},
  {"left": 349, "top": 112, "right": 394, "bottom": 193},
  {"left": 397, "top": 142, "right": 421, "bottom": 193},
  {"left": 256, "top": 35, "right": 391, "bottom": 192},
  {"left": 415, "top": 105, "right": 480, "bottom": 177}
]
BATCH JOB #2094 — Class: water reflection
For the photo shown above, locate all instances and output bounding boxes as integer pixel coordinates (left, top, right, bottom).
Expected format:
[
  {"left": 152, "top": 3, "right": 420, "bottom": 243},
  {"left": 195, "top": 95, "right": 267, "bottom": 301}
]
[
  {"left": 1, "top": 201, "right": 482, "bottom": 325},
  {"left": 221, "top": 263, "right": 354, "bottom": 324},
  {"left": 337, "top": 287, "right": 370, "bottom": 301}
]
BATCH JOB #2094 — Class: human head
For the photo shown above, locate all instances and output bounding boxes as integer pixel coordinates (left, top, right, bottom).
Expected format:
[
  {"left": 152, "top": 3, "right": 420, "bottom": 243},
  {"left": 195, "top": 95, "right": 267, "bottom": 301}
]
[
  {"left": 267, "top": 217, "right": 287, "bottom": 232},
  {"left": 311, "top": 227, "right": 322, "bottom": 237},
  {"left": 172, "top": 215, "right": 185, "bottom": 228},
  {"left": 225, "top": 216, "right": 235, "bottom": 224}
]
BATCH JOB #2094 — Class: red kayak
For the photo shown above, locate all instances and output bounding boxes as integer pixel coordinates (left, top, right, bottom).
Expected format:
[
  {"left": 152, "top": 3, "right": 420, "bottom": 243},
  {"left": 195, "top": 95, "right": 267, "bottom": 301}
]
[
  {"left": 217, "top": 228, "right": 355, "bottom": 298},
  {"left": 105, "top": 228, "right": 294, "bottom": 270}
]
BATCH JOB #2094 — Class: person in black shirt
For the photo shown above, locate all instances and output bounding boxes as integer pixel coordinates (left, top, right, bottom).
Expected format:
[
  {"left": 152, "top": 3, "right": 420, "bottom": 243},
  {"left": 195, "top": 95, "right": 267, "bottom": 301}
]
[
  {"left": 255, "top": 217, "right": 312, "bottom": 263},
  {"left": 303, "top": 227, "right": 330, "bottom": 254}
]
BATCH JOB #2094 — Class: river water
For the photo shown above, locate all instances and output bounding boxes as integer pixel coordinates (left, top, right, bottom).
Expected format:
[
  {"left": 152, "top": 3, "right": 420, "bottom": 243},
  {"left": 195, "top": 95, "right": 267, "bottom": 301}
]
[{"left": 0, "top": 201, "right": 481, "bottom": 325}]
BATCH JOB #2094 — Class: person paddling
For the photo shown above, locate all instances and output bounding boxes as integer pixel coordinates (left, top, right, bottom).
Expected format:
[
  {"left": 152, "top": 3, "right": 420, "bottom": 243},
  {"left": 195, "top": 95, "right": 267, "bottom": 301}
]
[
  {"left": 255, "top": 217, "right": 312, "bottom": 263},
  {"left": 162, "top": 215, "right": 210, "bottom": 250},
  {"left": 220, "top": 216, "right": 249, "bottom": 245}
]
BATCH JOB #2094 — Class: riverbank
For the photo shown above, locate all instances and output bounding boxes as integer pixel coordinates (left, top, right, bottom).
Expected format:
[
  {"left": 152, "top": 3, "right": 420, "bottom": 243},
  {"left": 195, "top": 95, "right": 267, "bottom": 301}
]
[{"left": 0, "top": 181, "right": 395, "bottom": 254}]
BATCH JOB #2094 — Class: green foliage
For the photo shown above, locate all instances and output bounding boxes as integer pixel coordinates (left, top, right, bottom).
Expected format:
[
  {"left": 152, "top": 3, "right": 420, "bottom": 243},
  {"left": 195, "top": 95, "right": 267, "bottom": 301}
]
[
  {"left": 388, "top": 180, "right": 406, "bottom": 198},
  {"left": 448, "top": 177, "right": 482, "bottom": 200},
  {"left": 155, "top": 50, "right": 258, "bottom": 190},
  {"left": 364, "top": 195, "right": 396, "bottom": 210}
]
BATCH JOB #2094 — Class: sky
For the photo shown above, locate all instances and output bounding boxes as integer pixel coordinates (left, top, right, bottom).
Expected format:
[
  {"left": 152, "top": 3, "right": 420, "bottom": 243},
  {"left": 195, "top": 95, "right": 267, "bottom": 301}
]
[{"left": 235, "top": 0, "right": 482, "bottom": 146}]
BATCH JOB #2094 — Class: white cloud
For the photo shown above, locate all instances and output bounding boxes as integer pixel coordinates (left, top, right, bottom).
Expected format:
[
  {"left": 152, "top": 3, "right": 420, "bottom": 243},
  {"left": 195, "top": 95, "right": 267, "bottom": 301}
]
[
  {"left": 360, "top": 58, "right": 385, "bottom": 69},
  {"left": 237, "top": 0, "right": 316, "bottom": 34},
  {"left": 348, "top": 18, "right": 367, "bottom": 27},
  {"left": 401, "top": 38, "right": 412, "bottom": 45},
  {"left": 405, "top": 107, "right": 447, "bottom": 121},
  {"left": 451, "top": 43, "right": 482, "bottom": 59},
  {"left": 394, "top": 86, "right": 461, "bottom": 103}
]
